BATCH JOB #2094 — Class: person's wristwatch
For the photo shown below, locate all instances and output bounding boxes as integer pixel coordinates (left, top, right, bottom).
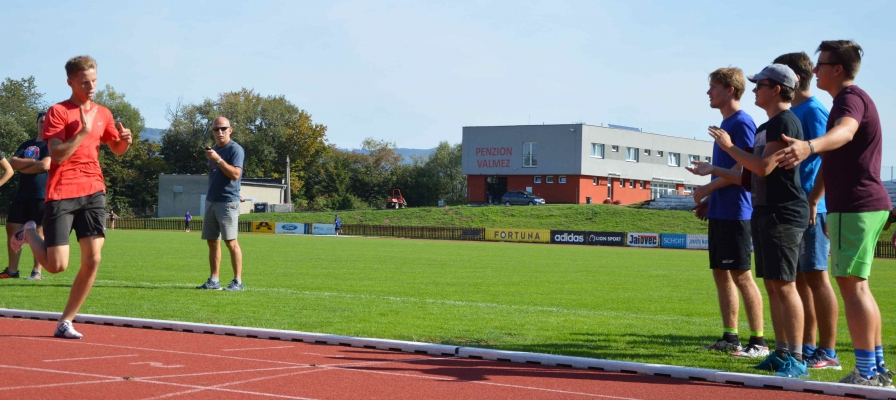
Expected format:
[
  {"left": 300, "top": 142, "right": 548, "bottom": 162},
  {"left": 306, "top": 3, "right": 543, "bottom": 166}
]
[
  {"left": 216, "top": 158, "right": 224, "bottom": 164},
  {"left": 808, "top": 141, "right": 815, "bottom": 154}
]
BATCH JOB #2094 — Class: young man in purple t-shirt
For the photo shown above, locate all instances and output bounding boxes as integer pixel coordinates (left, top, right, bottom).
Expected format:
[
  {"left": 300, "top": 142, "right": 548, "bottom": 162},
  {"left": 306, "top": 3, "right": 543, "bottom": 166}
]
[
  {"left": 688, "top": 67, "right": 767, "bottom": 359},
  {"left": 776, "top": 40, "right": 892, "bottom": 387},
  {"left": 773, "top": 52, "right": 840, "bottom": 371}
]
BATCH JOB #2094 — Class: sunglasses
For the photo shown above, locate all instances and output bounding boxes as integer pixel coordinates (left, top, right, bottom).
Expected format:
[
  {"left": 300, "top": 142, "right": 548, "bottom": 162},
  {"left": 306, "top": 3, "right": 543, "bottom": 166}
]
[
  {"left": 211, "top": 126, "right": 230, "bottom": 132},
  {"left": 754, "top": 83, "right": 777, "bottom": 90}
]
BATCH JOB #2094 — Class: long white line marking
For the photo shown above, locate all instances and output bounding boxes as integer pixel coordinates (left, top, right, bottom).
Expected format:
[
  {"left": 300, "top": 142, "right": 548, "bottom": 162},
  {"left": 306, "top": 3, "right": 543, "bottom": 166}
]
[
  {"left": 0, "top": 379, "right": 124, "bottom": 391},
  {"left": 43, "top": 354, "right": 139, "bottom": 362},
  {"left": 222, "top": 346, "right": 294, "bottom": 352},
  {"left": 137, "top": 368, "right": 325, "bottom": 400},
  {"left": 141, "top": 365, "right": 309, "bottom": 380},
  {"left": 130, "top": 362, "right": 184, "bottom": 368}
]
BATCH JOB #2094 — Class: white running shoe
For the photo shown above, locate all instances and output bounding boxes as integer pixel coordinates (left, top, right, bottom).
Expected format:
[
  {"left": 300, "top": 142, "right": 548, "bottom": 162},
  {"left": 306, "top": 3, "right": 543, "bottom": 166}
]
[
  {"left": 54, "top": 320, "right": 83, "bottom": 339},
  {"left": 732, "top": 344, "right": 771, "bottom": 358},
  {"left": 10, "top": 221, "right": 36, "bottom": 252}
]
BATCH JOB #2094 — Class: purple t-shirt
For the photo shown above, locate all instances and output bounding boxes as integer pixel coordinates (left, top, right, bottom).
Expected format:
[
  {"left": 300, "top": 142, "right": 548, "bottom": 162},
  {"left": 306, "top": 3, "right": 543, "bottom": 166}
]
[{"left": 821, "top": 86, "right": 890, "bottom": 213}]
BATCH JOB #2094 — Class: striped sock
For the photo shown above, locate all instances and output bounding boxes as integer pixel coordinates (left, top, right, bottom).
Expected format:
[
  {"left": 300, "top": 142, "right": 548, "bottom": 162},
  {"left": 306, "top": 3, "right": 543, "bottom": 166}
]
[
  {"left": 855, "top": 349, "right": 877, "bottom": 379},
  {"left": 876, "top": 346, "right": 887, "bottom": 373},
  {"left": 803, "top": 344, "right": 817, "bottom": 358}
]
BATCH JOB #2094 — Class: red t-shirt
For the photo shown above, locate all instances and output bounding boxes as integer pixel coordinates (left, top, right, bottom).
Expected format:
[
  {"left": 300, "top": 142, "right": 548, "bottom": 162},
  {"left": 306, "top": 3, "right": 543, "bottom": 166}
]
[
  {"left": 821, "top": 86, "right": 890, "bottom": 213},
  {"left": 42, "top": 100, "right": 120, "bottom": 201}
]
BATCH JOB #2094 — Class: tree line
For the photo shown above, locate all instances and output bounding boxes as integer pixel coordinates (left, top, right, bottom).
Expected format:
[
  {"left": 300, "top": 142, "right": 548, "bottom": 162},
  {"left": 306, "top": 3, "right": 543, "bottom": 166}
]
[{"left": 0, "top": 77, "right": 465, "bottom": 216}]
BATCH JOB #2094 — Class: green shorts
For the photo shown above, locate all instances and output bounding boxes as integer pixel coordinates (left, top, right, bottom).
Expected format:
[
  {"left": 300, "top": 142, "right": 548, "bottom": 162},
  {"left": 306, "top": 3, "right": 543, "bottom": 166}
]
[{"left": 829, "top": 211, "right": 888, "bottom": 279}]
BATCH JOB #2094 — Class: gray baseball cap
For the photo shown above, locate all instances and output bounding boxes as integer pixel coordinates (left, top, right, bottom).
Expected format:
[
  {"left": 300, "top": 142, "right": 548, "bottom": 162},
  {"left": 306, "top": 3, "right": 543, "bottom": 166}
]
[{"left": 747, "top": 64, "right": 798, "bottom": 89}]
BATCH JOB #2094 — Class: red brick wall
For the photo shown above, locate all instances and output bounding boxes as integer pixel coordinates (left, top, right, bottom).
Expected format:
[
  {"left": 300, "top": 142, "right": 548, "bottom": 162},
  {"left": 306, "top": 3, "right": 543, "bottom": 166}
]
[{"left": 466, "top": 175, "right": 653, "bottom": 205}]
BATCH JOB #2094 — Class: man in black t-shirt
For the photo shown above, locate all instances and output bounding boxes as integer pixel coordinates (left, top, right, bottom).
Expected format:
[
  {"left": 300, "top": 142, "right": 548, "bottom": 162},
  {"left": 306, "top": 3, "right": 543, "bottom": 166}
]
[
  {"left": 696, "top": 64, "right": 810, "bottom": 378},
  {"left": 2, "top": 112, "right": 51, "bottom": 280}
]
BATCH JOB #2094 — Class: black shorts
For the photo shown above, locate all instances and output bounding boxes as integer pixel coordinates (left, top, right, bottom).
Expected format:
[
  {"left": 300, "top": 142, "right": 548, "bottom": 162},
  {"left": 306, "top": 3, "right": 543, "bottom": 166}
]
[
  {"left": 7, "top": 198, "right": 46, "bottom": 225},
  {"left": 43, "top": 191, "right": 107, "bottom": 247},
  {"left": 185, "top": 220, "right": 191, "bottom": 229},
  {"left": 751, "top": 213, "right": 804, "bottom": 282},
  {"left": 708, "top": 218, "right": 752, "bottom": 270}
]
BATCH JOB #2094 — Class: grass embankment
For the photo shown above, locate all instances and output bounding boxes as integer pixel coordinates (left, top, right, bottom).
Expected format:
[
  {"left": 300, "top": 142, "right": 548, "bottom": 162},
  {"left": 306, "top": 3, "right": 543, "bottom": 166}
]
[
  {"left": 240, "top": 204, "right": 711, "bottom": 234},
  {"left": 2, "top": 230, "right": 894, "bottom": 383}
]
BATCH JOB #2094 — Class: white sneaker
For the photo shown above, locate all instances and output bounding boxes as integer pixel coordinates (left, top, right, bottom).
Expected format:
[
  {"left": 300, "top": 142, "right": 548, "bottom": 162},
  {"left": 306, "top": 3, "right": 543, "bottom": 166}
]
[
  {"left": 732, "top": 344, "right": 771, "bottom": 358},
  {"left": 10, "top": 221, "right": 36, "bottom": 252},
  {"left": 54, "top": 320, "right": 83, "bottom": 339}
]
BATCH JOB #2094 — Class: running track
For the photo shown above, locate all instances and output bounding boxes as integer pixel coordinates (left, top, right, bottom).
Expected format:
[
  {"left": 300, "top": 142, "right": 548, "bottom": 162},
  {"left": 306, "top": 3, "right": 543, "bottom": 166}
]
[{"left": 3, "top": 317, "right": 879, "bottom": 400}]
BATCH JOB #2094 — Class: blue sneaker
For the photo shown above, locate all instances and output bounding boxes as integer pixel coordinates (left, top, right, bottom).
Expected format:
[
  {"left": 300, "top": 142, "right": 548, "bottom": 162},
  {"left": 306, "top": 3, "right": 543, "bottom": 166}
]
[
  {"left": 224, "top": 279, "right": 243, "bottom": 291},
  {"left": 196, "top": 278, "right": 222, "bottom": 290},
  {"left": 806, "top": 352, "right": 842, "bottom": 370},
  {"left": 753, "top": 352, "right": 781, "bottom": 371},
  {"left": 775, "top": 354, "right": 809, "bottom": 378}
]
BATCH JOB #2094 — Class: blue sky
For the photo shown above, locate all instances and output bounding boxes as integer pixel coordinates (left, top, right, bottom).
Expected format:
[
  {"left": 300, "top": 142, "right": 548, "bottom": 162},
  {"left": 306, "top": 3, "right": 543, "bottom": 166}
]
[{"left": 3, "top": 0, "right": 894, "bottom": 165}]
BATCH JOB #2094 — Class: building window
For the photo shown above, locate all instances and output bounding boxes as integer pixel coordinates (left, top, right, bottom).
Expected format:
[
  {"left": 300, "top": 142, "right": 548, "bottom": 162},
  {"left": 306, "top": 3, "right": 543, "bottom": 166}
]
[
  {"left": 630, "top": 180, "right": 635, "bottom": 188},
  {"left": 640, "top": 181, "right": 646, "bottom": 189},
  {"left": 626, "top": 147, "right": 639, "bottom": 162},
  {"left": 688, "top": 154, "right": 700, "bottom": 164},
  {"left": 668, "top": 152, "right": 681, "bottom": 167},
  {"left": 523, "top": 142, "right": 537, "bottom": 167},
  {"left": 619, "top": 179, "right": 624, "bottom": 188},
  {"left": 611, "top": 145, "right": 619, "bottom": 152},
  {"left": 534, "top": 176, "right": 542, "bottom": 184},
  {"left": 705, "top": 156, "right": 712, "bottom": 163},
  {"left": 593, "top": 177, "right": 598, "bottom": 186},
  {"left": 546, "top": 176, "right": 554, "bottom": 184},
  {"left": 644, "top": 149, "right": 651, "bottom": 156},
  {"left": 591, "top": 143, "right": 604, "bottom": 158},
  {"left": 559, "top": 176, "right": 567, "bottom": 184},
  {"left": 651, "top": 182, "right": 677, "bottom": 199},
  {"left": 657, "top": 150, "right": 664, "bottom": 157}
]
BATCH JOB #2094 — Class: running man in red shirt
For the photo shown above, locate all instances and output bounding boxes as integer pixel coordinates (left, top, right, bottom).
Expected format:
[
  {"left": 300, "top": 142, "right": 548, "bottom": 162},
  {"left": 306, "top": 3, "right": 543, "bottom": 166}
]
[{"left": 11, "top": 55, "right": 132, "bottom": 339}]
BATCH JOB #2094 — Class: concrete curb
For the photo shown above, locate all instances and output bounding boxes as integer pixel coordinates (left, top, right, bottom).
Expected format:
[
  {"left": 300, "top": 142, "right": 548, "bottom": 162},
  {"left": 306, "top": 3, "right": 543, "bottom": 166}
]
[{"left": 2, "top": 308, "right": 894, "bottom": 399}]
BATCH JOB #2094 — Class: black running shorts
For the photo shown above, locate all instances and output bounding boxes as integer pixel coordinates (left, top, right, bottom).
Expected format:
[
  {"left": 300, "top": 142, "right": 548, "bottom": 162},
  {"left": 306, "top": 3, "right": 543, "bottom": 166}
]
[
  {"left": 43, "top": 191, "right": 107, "bottom": 247},
  {"left": 708, "top": 218, "right": 752, "bottom": 271}
]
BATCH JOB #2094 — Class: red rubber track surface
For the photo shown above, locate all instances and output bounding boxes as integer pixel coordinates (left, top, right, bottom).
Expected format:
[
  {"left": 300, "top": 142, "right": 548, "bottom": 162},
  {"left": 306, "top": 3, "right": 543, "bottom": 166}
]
[{"left": 0, "top": 319, "right": 836, "bottom": 399}]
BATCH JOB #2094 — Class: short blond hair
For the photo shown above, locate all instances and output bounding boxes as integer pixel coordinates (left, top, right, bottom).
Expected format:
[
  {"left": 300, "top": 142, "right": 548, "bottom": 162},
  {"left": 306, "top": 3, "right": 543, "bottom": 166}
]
[
  {"left": 708, "top": 67, "right": 746, "bottom": 100},
  {"left": 65, "top": 55, "right": 97, "bottom": 77}
]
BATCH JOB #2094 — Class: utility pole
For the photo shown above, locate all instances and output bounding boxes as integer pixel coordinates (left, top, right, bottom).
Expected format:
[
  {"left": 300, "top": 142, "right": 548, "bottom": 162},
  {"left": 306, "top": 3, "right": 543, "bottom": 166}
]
[{"left": 285, "top": 155, "right": 291, "bottom": 204}]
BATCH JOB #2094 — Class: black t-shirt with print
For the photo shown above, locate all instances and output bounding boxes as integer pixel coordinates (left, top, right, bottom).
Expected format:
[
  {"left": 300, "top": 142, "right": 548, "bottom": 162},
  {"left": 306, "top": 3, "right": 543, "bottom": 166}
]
[{"left": 750, "top": 109, "right": 809, "bottom": 227}]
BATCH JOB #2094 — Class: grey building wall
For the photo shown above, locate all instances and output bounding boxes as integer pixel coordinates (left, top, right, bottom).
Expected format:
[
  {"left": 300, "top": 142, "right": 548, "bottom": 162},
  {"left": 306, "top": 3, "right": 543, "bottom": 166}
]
[
  {"left": 157, "top": 174, "right": 286, "bottom": 218},
  {"left": 462, "top": 124, "right": 712, "bottom": 186}
]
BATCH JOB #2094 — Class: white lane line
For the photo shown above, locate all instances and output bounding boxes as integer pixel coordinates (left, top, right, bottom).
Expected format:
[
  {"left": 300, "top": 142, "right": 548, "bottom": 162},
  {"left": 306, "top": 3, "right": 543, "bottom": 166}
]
[
  {"left": 294, "top": 352, "right": 344, "bottom": 358},
  {"left": 44, "top": 354, "right": 139, "bottom": 362},
  {"left": 323, "top": 364, "right": 643, "bottom": 400},
  {"left": 0, "top": 364, "right": 122, "bottom": 381},
  {"left": 11, "top": 337, "right": 307, "bottom": 366},
  {"left": 137, "top": 368, "right": 325, "bottom": 400},
  {"left": 0, "top": 379, "right": 123, "bottom": 391},
  {"left": 130, "top": 362, "right": 184, "bottom": 368},
  {"left": 141, "top": 365, "right": 309, "bottom": 380},
  {"left": 222, "top": 346, "right": 294, "bottom": 352}
]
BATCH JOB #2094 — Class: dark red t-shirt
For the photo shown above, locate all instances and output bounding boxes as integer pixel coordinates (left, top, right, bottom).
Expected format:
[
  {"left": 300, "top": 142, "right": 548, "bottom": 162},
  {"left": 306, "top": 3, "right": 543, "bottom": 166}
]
[
  {"left": 42, "top": 100, "right": 120, "bottom": 201},
  {"left": 821, "top": 86, "right": 890, "bottom": 213}
]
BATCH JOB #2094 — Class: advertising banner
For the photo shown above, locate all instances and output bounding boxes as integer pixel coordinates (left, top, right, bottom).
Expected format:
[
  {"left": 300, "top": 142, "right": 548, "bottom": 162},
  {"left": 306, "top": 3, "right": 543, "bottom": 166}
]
[
  {"left": 686, "top": 234, "right": 709, "bottom": 250},
  {"left": 486, "top": 228, "right": 551, "bottom": 243},
  {"left": 251, "top": 221, "right": 274, "bottom": 233},
  {"left": 627, "top": 232, "right": 659, "bottom": 248},
  {"left": 585, "top": 232, "right": 626, "bottom": 246},
  {"left": 661, "top": 233, "right": 687, "bottom": 249},
  {"left": 550, "top": 230, "right": 587, "bottom": 245},
  {"left": 275, "top": 222, "right": 307, "bottom": 235},
  {"left": 312, "top": 224, "right": 337, "bottom": 235}
]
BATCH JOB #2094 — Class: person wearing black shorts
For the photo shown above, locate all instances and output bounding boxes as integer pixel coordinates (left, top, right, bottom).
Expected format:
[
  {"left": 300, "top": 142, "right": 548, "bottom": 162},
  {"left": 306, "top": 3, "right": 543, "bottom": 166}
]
[{"left": 2, "top": 112, "right": 50, "bottom": 281}]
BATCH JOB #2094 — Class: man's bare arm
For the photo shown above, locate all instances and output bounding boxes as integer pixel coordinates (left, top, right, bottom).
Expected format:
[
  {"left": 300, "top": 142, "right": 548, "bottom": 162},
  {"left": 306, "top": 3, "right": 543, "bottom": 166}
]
[{"left": 0, "top": 158, "right": 13, "bottom": 187}]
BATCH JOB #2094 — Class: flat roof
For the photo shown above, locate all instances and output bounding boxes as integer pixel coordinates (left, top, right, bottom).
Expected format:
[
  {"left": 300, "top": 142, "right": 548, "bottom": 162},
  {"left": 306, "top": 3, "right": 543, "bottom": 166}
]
[{"left": 462, "top": 123, "right": 713, "bottom": 143}]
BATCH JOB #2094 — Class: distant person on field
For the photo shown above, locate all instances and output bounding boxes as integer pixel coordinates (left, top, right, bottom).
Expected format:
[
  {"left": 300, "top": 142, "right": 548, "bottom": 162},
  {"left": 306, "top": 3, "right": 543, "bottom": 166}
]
[
  {"left": 335, "top": 214, "right": 342, "bottom": 235},
  {"left": 108, "top": 210, "right": 117, "bottom": 230},
  {"left": 693, "top": 64, "right": 810, "bottom": 378},
  {"left": 773, "top": 51, "right": 841, "bottom": 371},
  {"left": 2, "top": 112, "right": 50, "bottom": 281},
  {"left": 196, "top": 117, "right": 245, "bottom": 291},
  {"left": 775, "top": 40, "right": 893, "bottom": 387},
  {"left": 687, "top": 67, "right": 767, "bottom": 359},
  {"left": 185, "top": 211, "right": 191, "bottom": 232},
  {"left": 11, "top": 55, "right": 133, "bottom": 340}
]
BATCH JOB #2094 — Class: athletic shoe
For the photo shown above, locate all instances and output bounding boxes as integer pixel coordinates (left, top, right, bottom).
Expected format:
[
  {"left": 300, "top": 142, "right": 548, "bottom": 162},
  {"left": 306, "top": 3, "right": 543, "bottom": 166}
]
[
  {"left": 0, "top": 268, "right": 20, "bottom": 279},
  {"left": 806, "top": 352, "right": 842, "bottom": 370},
  {"left": 10, "top": 221, "right": 36, "bottom": 252},
  {"left": 880, "top": 370, "right": 894, "bottom": 388},
  {"left": 54, "top": 320, "right": 83, "bottom": 339},
  {"left": 224, "top": 279, "right": 244, "bottom": 291},
  {"left": 774, "top": 354, "right": 809, "bottom": 378},
  {"left": 196, "top": 279, "right": 222, "bottom": 290},
  {"left": 26, "top": 270, "right": 41, "bottom": 281},
  {"left": 838, "top": 368, "right": 885, "bottom": 386},
  {"left": 698, "top": 339, "right": 742, "bottom": 352},
  {"left": 753, "top": 352, "right": 784, "bottom": 371},
  {"left": 732, "top": 344, "right": 770, "bottom": 359}
]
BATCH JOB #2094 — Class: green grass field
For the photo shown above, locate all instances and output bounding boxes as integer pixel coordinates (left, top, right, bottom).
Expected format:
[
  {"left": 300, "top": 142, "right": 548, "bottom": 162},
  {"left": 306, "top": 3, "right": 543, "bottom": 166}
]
[{"left": 2, "top": 229, "right": 895, "bottom": 383}]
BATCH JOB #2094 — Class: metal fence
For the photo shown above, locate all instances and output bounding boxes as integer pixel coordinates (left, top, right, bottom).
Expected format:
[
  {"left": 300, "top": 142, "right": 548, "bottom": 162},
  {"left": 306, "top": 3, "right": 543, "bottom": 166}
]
[
  {"left": 111, "top": 218, "right": 252, "bottom": 233},
  {"left": 341, "top": 225, "right": 484, "bottom": 241}
]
